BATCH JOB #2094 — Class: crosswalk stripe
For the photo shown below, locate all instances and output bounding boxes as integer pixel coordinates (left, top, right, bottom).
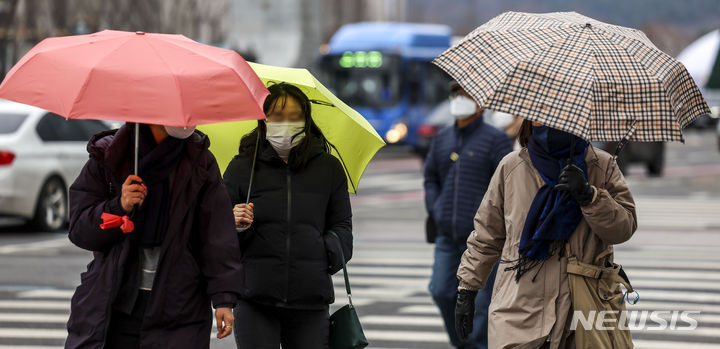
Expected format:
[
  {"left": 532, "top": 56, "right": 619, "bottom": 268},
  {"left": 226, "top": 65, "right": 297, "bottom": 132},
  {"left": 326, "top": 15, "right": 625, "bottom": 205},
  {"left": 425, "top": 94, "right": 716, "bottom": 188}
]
[
  {"left": 346, "top": 266, "right": 432, "bottom": 276},
  {"left": 17, "top": 290, "right": 75, "bottom": 299},
  {"left": 0, "top": 328, "right": 66, "bottom": 338},
  {"left": 622, "top": 269, "right": 720, "bottom": 281},
  {"left": 0, "top": 300, "right": 69, "bottom": 310},
  {"left": 629, "top": 289, "right": 720, "bottom": 303},
  {"left": 0, "top": 313, "right": 68, "bottom": 323},
  {"left": 350, "top": 258, "right": 432, "bottom": 266},
  {"left": 629, "top": 278, "right": 720, "bottom": 291},
  {"left": 363, "top": 329, "right": 449, "bottom": 343},
  {"left": 633, "top": 339, "right": 720, "bottom": 349},
  {"left": 622, "top": 259, "right": 720, "bottom": 270},
  {"left": 0, "top": 238, "right": 69, "bottom": 255},
  {"left": 361, "top": 315, "right": 443, "bottom": 327},
  {"left": 628, "top": 301, "right": 720, "bottom": 314},
  {"left": 635, "top": 327, "right": 720, "bottom": 338},
  {"left": 399, "top": 305, "right": 438, "bottom": 315}
]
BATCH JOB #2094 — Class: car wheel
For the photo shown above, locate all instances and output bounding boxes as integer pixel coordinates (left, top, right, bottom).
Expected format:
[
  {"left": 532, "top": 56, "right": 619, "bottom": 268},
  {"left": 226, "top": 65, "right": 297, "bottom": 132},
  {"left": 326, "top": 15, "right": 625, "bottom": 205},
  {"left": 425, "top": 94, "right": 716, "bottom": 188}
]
[
  {"left": 647, "top": 161, "right": 662, "bottom": 177},
  {"left": 33, "top": 177, "right": 68, "bottom": 232},
  {"left": 646, "top": 143, "right": 664, "bottom": 177},
  {"left": 413, "top": 146, "right": 429, "bottom": 161}
]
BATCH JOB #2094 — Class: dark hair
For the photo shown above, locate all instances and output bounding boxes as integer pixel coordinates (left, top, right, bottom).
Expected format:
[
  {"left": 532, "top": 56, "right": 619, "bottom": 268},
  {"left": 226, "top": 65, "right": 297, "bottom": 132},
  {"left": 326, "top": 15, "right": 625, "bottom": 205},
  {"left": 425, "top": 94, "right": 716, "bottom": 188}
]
[
  {"left": 238, "top": 82, "right": 328, "bottom": 170},
  {"left": 449, "top": 81, "right": 462, "bottom": 94},
  {"left": 518, "top": 119, "right": 533, "bottom": 148}
]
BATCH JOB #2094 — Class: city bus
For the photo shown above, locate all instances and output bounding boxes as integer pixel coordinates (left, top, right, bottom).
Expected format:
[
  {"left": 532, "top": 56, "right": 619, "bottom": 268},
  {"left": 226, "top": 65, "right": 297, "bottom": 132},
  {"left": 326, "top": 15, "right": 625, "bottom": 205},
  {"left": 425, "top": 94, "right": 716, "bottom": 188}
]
[{"left": 316, "top": 22, "right": 453, "bottom": 149}]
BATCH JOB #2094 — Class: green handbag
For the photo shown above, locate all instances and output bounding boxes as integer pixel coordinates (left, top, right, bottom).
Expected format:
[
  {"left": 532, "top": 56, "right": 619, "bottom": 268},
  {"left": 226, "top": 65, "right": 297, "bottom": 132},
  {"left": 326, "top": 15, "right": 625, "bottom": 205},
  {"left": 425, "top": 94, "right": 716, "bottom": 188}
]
[{"left": 329, "top": 231, "right": 369, "bottom": 349}]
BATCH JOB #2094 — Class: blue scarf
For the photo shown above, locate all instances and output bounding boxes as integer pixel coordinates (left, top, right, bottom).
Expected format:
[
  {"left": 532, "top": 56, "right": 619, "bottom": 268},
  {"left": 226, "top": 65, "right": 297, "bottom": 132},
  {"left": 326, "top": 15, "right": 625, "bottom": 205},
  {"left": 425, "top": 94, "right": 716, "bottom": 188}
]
[{"left": 506, "top": 126, "right": 589, "bottom": 281}]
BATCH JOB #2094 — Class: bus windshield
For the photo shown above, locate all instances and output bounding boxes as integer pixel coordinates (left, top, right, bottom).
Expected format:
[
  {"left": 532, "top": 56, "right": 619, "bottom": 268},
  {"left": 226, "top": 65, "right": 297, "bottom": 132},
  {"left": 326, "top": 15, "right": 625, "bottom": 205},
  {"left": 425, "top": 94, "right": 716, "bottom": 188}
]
[{"left": 318, "top": 53, "right": 402, "bottom": 108}]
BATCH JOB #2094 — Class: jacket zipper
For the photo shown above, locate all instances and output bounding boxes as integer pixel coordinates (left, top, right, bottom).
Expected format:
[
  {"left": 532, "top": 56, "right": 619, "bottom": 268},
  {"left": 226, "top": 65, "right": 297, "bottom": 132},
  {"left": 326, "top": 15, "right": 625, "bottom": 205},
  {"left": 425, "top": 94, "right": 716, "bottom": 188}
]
[
  {"left": 284, "top": 168, "right": 292, "bottom": 303},
  {"left": 451, "top": 135, "right": 463, "bottom": 241}
]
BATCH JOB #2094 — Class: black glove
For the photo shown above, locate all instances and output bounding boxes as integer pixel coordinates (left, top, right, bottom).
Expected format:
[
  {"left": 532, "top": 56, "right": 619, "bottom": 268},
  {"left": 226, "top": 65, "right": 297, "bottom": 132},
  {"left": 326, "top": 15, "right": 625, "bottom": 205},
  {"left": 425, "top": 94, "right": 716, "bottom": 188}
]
[
  {"left": 554, "top": 160, "right": 595, "bottom": 206},
  {"left": 455, "top": 289, "right": 477, "bottom": 341}
]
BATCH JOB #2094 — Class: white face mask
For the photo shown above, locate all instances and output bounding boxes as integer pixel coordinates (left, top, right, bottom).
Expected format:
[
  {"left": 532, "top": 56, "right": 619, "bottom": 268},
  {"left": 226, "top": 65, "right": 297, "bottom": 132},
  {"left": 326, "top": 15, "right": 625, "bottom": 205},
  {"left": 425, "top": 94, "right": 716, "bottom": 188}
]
[
  {"left": 265, "top": 121, "right": 306, "bottom": 152},
  {"left": 450, "top": 95, "right": 478, "bottom": 120},
  {"left": 164, "top": 126, "right": 196, "bottom": 139}
]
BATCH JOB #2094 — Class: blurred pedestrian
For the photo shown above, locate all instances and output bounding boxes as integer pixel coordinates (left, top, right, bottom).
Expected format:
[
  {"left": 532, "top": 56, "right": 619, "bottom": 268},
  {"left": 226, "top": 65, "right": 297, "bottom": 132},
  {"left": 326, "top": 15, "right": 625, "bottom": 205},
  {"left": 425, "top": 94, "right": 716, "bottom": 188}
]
[
  {"left": 223, "top": 83, "right": 353, "bottom": 349},
  {"left": 66, "top": 123, "right": 243, "bottom": 348},
  {"left": 424, "top": 81, "right": 513, "bottom": 349},
  {"left": 485, "top": 110, "right": 524, "bottom": 150},
  {"left": 454, "top": 121, "right": 637, "bottom": 348}
]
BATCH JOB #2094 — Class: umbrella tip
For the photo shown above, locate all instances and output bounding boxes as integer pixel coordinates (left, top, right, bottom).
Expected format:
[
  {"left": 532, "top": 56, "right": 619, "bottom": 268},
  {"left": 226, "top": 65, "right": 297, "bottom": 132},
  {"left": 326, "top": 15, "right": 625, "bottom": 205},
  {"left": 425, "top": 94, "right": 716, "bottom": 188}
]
[
  {"left": 136, "top": 31, "right": 146, "bottom": 35},
  {"left": 584, "top": 23, "right": 592, "bottom": 28}
]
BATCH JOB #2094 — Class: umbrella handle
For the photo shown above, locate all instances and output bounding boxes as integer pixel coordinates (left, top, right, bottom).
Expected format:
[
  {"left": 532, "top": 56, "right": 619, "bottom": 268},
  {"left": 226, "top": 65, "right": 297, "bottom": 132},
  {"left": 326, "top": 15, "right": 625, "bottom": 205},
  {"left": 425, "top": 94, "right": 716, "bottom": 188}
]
[
  {"left": 567, "top": 133, "right": 576, "bottom": 166},
  {"left": 245, "top": 130, "right": 260, "bottom": 204},
  {"left": 236, "top": 131, "right": 260, "bottom": 233},
  {"left": 134, "top": 123, "right": 139, "bottom": 175},
  {"left": 613, "top": 120, "right": 638, "bottom": 160},
  {"left": 129, "top": 204, "right": 139, "bottom": 221}
]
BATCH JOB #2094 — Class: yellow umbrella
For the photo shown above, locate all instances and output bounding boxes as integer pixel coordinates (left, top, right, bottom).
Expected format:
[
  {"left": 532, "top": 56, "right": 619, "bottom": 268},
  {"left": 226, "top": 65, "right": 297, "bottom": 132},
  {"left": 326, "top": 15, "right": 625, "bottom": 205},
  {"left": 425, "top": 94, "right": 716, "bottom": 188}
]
[{"left": 199, "top": 62, "right": 385, "bottom": 193}]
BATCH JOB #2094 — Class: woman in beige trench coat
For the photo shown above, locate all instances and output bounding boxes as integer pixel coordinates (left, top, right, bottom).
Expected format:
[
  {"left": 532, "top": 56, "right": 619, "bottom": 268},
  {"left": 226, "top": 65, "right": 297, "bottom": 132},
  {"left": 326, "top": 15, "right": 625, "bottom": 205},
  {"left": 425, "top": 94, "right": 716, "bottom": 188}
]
[{"left": 454, "top": 120, "right": 637, "bottom": 349}]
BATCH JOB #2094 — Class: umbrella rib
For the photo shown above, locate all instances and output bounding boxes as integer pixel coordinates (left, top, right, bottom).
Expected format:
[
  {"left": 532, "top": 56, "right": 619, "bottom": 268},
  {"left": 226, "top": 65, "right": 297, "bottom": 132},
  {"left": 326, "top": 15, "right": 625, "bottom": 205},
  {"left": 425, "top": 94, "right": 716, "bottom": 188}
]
[
  {"left": 153, "top": 38, "right": 261, "bottom": 113},
  {"left": 464, "top": 27, "right": 583, "bottom": 110},
  {"left": 142, "top": 38, "right": 187, "bottom": 126},
  {"left": 591, "top": 29, "right": 686, "bottom": 125},
  {"left": 68, "top": 36, "right": 135, "bottom": 119},
  {"left": 327, "top": 140, "right": 356, "bottom": 193}
]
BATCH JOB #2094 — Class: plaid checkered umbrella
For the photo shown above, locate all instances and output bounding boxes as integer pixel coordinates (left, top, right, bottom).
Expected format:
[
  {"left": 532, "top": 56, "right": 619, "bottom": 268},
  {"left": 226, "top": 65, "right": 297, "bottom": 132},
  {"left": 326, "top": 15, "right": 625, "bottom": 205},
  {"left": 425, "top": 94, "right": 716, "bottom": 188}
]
[{"left": 433, "top": 11, "right": 710, "bottom": 142}]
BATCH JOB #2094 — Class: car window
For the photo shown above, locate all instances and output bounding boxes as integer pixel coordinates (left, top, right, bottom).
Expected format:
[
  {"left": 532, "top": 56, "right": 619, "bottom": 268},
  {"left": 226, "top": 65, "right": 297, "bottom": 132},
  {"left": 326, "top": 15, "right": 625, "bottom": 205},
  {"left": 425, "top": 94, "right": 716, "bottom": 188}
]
[
  {"left": 77, "top": 119, "right": 109, "bottom": 139},
  {"left": 36, "top": 113, "right": 92, "bottom": 142},
  {"left": 0, "top": 113, "right": 28, "bottom": 134}
]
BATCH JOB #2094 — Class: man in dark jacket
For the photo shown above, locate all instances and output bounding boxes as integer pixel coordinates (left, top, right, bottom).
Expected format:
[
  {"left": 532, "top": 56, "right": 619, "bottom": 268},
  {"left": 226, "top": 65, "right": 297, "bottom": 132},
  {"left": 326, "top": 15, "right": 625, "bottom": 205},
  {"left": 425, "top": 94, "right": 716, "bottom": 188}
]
[
  {"left": 424, "top": 82, "right": 512, "bottom": 349},
  {"left": 65, "top": 123, "right": 243, "bottom": 349}
]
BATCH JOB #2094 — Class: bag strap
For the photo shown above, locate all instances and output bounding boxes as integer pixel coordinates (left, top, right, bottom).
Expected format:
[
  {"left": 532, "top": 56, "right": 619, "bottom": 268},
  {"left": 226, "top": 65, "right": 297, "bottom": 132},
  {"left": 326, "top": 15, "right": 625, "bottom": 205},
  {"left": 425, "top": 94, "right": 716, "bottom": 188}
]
[
  {"left": 329, "top": 230, "right": 353, "bottom": 306},
  {"left": 566, "top": 243, "right": 639, "bottom": 304}
]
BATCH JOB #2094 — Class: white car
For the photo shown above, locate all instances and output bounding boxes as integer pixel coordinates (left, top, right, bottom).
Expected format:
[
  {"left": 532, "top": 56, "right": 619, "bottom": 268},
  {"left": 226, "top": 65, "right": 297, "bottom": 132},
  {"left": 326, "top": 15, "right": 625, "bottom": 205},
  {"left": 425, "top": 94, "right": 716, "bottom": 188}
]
[{"left": 0, "top": 100, "right": 109, "bottom": 231}]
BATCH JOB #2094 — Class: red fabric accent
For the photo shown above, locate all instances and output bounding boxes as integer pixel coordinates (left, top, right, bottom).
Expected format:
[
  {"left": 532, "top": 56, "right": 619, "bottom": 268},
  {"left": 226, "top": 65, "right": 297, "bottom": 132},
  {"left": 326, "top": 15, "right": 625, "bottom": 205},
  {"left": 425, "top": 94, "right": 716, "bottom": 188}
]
[{"left": 100, "top": 213, "right": 134, "bottom": 233}]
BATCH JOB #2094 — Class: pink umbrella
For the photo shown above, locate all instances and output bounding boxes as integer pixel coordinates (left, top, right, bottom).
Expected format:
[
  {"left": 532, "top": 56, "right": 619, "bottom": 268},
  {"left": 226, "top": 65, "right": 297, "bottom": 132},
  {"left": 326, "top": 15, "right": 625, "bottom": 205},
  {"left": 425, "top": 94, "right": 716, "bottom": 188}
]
[
  {"left": 0, "top": 30, "right": 270, "bottom": 232},
  {"left": 0, "top": 29, "right": 269, "bottom": 172},
  {"left": 0, "top": 30, "right": 268, "bottom": 126}
]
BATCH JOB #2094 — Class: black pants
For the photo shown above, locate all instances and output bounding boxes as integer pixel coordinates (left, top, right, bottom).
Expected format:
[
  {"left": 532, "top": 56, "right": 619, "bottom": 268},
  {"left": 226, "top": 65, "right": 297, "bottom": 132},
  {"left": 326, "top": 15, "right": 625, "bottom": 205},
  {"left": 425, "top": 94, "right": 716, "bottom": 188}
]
[
  {"left": 105, "top": 290, "right": 151, "bottom": 349},
  {"left": 233, "top": 299, "right": 329, "bottom": 349}
]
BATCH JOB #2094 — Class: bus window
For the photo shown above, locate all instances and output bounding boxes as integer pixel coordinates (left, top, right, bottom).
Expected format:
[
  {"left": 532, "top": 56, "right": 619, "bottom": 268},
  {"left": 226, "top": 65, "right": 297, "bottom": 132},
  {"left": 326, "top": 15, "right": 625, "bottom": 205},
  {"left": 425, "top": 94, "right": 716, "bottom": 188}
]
[
  {"left": 318, "top": 53, "right": 402, "bottom": 107},
  {"left": 408, "top": 61, "right": 421, "bottom": 104},
  {"left": 425, "top": 64, "right": 452, "bottom": 105}
]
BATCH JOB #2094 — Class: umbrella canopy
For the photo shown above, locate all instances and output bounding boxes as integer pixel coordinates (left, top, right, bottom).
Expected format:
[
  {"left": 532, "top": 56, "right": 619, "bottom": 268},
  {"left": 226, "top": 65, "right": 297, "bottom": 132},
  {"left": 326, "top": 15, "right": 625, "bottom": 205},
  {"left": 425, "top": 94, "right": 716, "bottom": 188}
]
[
  {"left": 199, "top": 62, "right": 386, "bottom": 194},
  {"left": 0, "top": 30, "right": 268, "bottom": 126},
  {"left": 433, "top": 11, "right": 710, "bottom": 142}
]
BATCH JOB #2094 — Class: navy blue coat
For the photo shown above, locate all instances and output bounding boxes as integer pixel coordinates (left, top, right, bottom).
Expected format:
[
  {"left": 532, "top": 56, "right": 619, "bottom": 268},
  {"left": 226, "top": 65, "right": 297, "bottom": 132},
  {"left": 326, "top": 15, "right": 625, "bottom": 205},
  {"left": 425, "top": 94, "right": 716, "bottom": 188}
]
[{"left": 424, "top": 118, "right": 512, "bottom": 243}]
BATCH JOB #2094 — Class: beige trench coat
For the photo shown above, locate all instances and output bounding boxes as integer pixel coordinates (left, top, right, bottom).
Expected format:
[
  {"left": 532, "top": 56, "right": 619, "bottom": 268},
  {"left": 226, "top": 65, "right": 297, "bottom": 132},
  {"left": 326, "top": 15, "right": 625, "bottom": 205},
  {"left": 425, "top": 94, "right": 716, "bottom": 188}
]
[{"left": 457, "top": 146, "right": 637, "bottom": 349}]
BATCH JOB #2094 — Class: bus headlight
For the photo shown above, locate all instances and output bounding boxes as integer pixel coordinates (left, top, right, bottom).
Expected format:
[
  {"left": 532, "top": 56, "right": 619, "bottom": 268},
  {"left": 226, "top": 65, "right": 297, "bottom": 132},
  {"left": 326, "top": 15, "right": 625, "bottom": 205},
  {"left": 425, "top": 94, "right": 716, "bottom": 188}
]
[{"left": 385, "top": 122, "right": 408, "bottom": 144}]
